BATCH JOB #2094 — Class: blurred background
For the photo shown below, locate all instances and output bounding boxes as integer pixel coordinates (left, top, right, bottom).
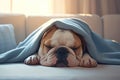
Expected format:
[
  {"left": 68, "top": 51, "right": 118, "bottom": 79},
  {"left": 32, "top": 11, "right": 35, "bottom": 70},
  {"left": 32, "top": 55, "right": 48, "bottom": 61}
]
[{"left": 0, "top": 0, "right": 120, "bottom": 16}]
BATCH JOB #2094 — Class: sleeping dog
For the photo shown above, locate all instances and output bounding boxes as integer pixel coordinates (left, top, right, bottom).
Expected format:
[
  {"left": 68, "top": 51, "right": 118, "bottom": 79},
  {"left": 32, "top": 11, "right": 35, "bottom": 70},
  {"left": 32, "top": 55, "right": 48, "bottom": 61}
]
[{"left": 24, "top": 25, "right": 97, "bottom": 67}]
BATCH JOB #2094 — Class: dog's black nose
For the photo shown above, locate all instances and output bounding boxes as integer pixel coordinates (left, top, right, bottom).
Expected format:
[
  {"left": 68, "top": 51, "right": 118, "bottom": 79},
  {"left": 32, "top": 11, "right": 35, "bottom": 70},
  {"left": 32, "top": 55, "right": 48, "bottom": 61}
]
[
  {"left": 55, "top": 47, "right": 68, "bottom": 66},
  {"left": 56, "top": 47, "right": 68, "bottom": 61}
]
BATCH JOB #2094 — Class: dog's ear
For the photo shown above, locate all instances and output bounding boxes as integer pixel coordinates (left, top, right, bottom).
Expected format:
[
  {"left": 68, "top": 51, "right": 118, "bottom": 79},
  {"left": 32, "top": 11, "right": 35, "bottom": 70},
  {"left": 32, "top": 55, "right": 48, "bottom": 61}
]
[
  {"left": 38, "top": 25, "right": 58, "bottom": 56},
  {"left": 40, "top": 25, "right": 58, "bottom": 47},
  {"left": 79, "top": 35, "right": 86, "bottom": 54},
  {"left": 42, "top": 25, "right": 58, "bottom": 39},
  {"left": 72, "top": 31, "right": 87, "bottom": 60}
]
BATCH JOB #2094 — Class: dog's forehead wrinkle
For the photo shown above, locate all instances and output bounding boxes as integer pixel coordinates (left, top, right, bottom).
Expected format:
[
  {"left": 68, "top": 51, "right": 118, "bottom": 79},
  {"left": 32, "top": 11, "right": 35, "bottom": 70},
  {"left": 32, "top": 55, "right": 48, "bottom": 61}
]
[{"left": 51, "top": 29, "right": 75, "bottom": 46}]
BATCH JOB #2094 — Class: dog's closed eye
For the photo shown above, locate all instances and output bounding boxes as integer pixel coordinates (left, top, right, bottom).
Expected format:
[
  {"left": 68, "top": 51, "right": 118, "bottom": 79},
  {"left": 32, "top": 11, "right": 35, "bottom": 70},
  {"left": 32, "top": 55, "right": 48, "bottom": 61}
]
[
  {"left": 44, "top": 44, "right": 53, "bottom": 49},
  {"left": 71, "top": 47, "right": 78, "bottom": 51},
  {"left": 71, "top": 46, "right": 81, "bottom": 51}
]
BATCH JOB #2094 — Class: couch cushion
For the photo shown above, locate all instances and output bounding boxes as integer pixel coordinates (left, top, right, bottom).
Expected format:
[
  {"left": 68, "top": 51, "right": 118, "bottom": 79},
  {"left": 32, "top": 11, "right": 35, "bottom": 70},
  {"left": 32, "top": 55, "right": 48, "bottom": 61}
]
[
  {"left": 26, "top": 14, "right": 103, "bottom": 37},
  {"left": 102, "top": 15, "right": 120, "bottom": 42},
  {"left": 26, "top": 14, "right": 78, "bottom": 36},
  {"left": 0, "top": 24, "right": 17, "bottom": 53},
  {"left": 0, "top": 14, "right": 26, "bottom": 44}
]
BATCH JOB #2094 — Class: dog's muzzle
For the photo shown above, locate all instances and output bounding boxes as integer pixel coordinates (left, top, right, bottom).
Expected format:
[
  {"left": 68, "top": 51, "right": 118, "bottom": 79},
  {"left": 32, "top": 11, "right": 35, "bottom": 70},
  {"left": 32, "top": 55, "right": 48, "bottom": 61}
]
[{"left": 55, "top": 47, "right": 69, "bottom": 67}]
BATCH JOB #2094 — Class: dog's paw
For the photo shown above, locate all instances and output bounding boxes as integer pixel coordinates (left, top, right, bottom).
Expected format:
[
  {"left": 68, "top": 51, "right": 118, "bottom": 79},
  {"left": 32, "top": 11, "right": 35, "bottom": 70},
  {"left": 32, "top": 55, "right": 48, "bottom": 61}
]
[
  {"left": 79, "top": 54, "right": 97, "bottom": 68},
  {"left": 24, "top": 54, "right": 40, "bottom": 65}
]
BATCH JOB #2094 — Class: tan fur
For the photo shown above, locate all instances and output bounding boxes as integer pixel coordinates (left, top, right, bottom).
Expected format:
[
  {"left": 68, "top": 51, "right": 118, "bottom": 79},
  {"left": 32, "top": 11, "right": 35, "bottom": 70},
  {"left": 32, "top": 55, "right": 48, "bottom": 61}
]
[{"left": 39, "top": 25, "right": 58, "bottom": 56}]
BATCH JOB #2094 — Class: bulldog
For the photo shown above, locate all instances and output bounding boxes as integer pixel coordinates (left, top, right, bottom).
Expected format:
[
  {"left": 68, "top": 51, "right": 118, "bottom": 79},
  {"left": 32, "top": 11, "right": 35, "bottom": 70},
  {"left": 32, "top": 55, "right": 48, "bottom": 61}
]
[{"left": 24, "top": 25, "right": 97, "bottom": 67}]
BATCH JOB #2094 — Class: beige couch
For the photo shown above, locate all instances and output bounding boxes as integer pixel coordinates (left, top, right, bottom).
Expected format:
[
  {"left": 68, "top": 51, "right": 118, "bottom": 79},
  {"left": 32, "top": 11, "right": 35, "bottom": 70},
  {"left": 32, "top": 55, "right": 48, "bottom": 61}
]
[{"left": 0, "top": 14, "right": 120, "bottom": 80}]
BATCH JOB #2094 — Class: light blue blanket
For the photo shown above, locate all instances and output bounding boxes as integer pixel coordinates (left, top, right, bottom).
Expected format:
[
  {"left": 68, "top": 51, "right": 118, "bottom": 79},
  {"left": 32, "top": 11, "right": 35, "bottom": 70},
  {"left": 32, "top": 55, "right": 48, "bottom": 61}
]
[{"left": 0, "top": 18, "right": 120, "bottom": 64}]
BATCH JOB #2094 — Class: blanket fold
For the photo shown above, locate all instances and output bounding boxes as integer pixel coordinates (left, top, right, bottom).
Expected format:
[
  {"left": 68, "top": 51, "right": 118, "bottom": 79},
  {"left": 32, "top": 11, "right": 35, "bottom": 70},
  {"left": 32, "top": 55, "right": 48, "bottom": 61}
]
[{"left": 0, "top": 18, "right": 120, "bottom": 64}]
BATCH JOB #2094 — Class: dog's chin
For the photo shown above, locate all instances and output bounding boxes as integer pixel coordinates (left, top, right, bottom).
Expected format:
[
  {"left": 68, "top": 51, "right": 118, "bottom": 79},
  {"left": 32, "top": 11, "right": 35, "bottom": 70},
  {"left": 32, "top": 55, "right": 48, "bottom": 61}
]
[
  {"left": 52, "top": 58, "right": 79, "bottom": 67},
  {"left": 55, "top": 63, "right": 68, "bottom": 67},
  {"left": 40, "top": 54, "right": 79, "bottom": 67}
]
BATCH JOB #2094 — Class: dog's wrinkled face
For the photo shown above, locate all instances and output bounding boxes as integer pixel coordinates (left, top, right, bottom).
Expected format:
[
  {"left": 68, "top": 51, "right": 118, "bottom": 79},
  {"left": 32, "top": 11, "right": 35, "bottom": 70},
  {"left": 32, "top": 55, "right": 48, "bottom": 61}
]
[
  {"left": 38, "top": 26, "right": 83, "bottom": 67},
  {"left": 24, "top": 25, "right": 97, "bottom": 67}
]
